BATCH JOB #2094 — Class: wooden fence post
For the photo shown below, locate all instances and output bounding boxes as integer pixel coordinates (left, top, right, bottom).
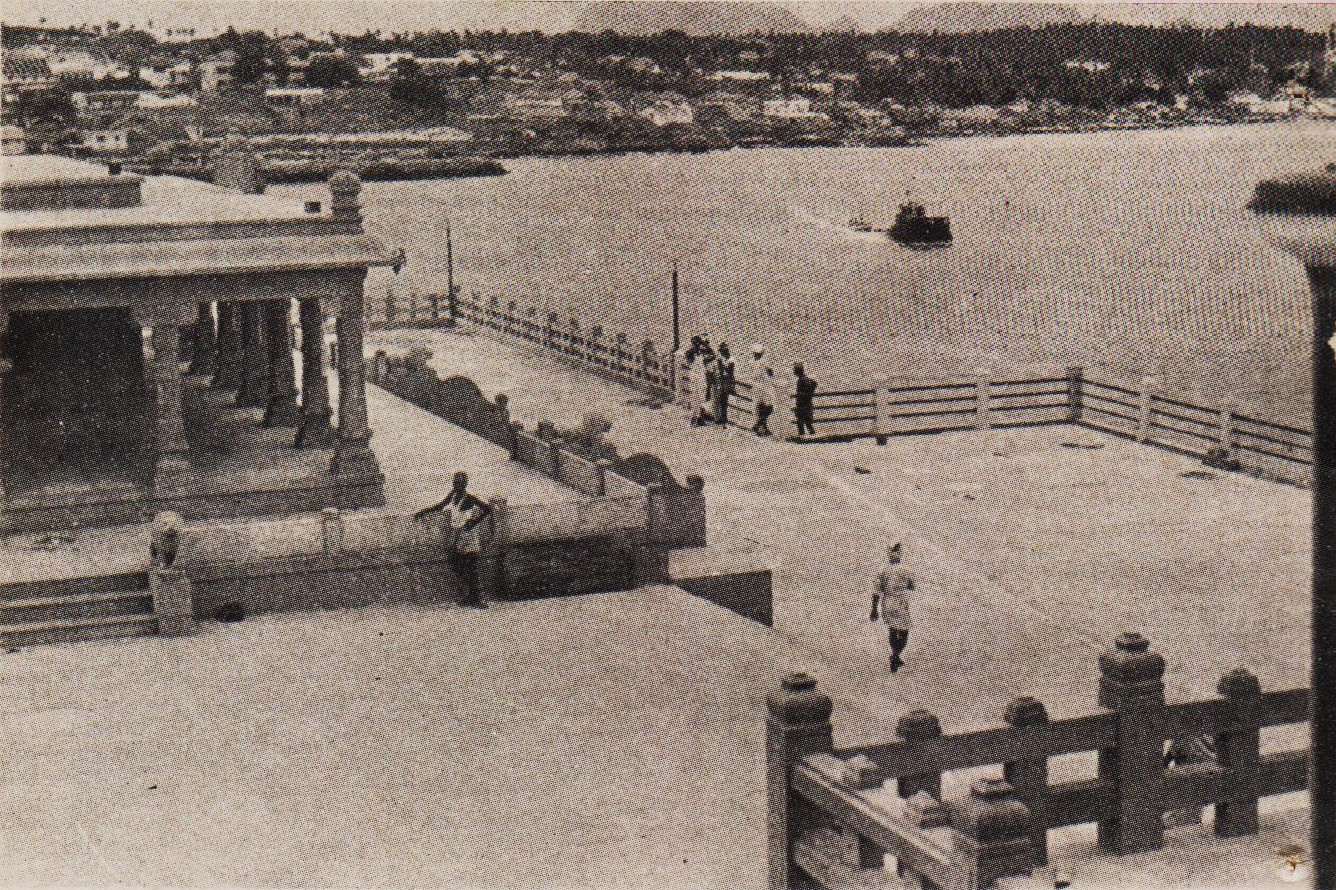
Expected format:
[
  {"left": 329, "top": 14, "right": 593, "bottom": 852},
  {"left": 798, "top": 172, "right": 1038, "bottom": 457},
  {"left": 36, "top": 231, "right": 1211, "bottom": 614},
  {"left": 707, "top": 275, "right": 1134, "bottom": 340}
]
[
  {"left": 1218, "top": 399, "right": 1238, "bottom": 461},
  {"left": 896, "top": 710, "right": 943, "bottom": 799},
  {"left": 1214, "top": 668, "right": 1262, "bottom": 838},
  {"left": 546, "top": 313, "right": 559, "bottom": 351},
  {"left": 874, "top": 381, "right": 894, "bottom": 445},
  {"left": 595, "top": 458, "right": 612, "bottom": 497},
  {"left": 950, "top": 778, "right": 1035, "bottom": 890},
  {"left": 1003, "top": 696, "right": 1051, "bottom": 866},
  {"left": 569, "top": 317, "right": 583, "bottom": 362},
  {"left": 975, "top": 369, "right": 992, "bottom": 431},
  {"left": 1097, "top": 632, "right": 1166, "bottom": 855},
  {"left": 1066, "top": 365, "right": 1084, "bottom": 424},
  {"left": 1137, "top": 374, "right": 1160, "bottom": 443},
  {"left": 767, "top": 673, "right": 834, "bottom": 890}
]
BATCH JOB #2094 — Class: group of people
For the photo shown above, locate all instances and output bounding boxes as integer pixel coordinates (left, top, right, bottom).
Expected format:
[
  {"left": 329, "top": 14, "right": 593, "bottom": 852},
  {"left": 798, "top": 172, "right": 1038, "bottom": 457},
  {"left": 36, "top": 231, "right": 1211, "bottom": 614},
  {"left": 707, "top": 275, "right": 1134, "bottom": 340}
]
[{"left": 680, "top": 337, "right": 818, "bottom": 439}]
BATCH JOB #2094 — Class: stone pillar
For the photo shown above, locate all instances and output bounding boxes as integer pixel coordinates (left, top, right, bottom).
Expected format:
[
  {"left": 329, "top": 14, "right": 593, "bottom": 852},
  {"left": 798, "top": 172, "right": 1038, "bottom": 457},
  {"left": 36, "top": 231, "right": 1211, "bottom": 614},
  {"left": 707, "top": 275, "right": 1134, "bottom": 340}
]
[
  {"left": 188, "top": 301, "right": 216, "bottom": 377},
  {"left": 150, "top": 567, "right": 196, "bottom": 637},
  {"left": 1096, "top": 632, "right": 1166, "bottom": 855},
  {"left": 1003, "top": 696, "right": 1051, "bottom": 866},
  {"left": 262, "top": 299, "right": 300, "bottom": 427},
  {"left": 295, "top": 298, "right": 336, "bottom": 448},
  {"left": 236, "top": 301, "right": 269, "bottom": 408},
  {"left": 212, "top": 302, "right": 243, "bottom": 391},
  {"left": 766, "top": 673, "right": 833, "bottom": 890},
  {"left": 331, "top": 291, "right": 378, "bottom": 479},
  {"left": 1214, "top": 668, "right": 1262, "bottom": 838},
  {"left": 949, "top": 778, "right": 1035, "bottom": 890},
  {"left": 0, "top": 310, "right": 9, "bottom": 510},
  {"left": 136, "top": 307, "right": 195, "bottom": 488}
]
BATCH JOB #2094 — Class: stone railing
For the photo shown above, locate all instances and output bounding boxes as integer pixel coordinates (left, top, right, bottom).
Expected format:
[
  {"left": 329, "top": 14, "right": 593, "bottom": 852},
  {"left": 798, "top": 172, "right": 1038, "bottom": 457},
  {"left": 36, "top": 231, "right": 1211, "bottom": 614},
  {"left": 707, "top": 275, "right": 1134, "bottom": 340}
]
[{"left": 768, "top": 634, "right": 1309, "bottom": 890}]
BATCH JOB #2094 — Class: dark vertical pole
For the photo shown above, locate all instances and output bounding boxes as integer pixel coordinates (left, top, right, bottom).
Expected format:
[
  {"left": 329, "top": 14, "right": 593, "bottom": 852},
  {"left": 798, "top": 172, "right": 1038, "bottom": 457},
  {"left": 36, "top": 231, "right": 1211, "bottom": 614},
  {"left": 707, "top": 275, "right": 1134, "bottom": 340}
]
[
  {"left": 446, "top": 221, "right": 457, "bottom": 324},
  {"left": 671, "top": 262, "right": 681, "bottom": 393},
  {"left": 1311, "top": 265, "right": 1336, "bottom": 890}
]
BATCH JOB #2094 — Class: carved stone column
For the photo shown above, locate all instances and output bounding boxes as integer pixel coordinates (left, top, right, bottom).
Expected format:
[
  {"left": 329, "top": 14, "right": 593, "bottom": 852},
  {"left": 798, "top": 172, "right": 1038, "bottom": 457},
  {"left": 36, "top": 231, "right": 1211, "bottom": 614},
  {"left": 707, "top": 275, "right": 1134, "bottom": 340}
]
[
  {"left": 331, "top": 291, "right": 378, "bottom": 479},
  {"left": 212, "top": 302, "right": 243, "bottom": 391},
  {"left": 262, "top": 299, "right": 301, "bottom": 427},
  {"left": 236, "top": 301, "right": 269, "bottom": 408},
  {"left": 295, "top": 297, "right": 336, "bottom": 448},
  {"left": 188, "top": 301, "right": 217, "bottom": 377},
  {"left": 135, "top": 306, "right": 195, "bottom": 489}
]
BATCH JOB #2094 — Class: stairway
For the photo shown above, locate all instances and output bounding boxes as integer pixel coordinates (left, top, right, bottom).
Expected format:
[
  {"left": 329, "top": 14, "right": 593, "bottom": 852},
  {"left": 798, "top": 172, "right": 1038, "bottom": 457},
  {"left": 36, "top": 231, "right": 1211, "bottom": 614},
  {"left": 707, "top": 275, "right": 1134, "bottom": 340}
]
[{"left": 0, "top": 572, "right": 158, "bottom": 648}]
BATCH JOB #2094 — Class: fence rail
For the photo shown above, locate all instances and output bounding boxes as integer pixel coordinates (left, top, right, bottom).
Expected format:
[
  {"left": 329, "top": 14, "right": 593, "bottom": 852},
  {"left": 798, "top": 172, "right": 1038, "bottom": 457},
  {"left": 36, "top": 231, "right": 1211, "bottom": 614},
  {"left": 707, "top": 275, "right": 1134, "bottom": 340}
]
[
  {"left": 769, "top": 633, "right": 1310, "bottom": 890},
  {"left": 389, "top": 290, "right": 1314, "bottom": 487}
]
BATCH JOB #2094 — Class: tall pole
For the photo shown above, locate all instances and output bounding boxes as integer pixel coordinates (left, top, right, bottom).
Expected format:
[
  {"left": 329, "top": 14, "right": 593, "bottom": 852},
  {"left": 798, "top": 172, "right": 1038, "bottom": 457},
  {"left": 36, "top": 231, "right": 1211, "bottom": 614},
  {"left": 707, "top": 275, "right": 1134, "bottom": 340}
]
[
  {"left": 671, "top": 262, "right": 681, "bottom": 394},
  {"left": 1251, "top": 168, "right": 1336, "bottom": 887},
  {"left": 446, "top": 221, "right": 457, "bottom": 324}
]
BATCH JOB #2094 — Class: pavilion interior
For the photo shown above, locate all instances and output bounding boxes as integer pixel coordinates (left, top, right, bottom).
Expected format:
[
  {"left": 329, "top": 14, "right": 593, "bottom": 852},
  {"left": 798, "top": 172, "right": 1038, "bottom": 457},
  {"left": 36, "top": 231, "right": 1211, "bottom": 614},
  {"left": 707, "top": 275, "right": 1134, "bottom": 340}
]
[{"left": 1, "top": 304, "right": 352, "bottom": 523}]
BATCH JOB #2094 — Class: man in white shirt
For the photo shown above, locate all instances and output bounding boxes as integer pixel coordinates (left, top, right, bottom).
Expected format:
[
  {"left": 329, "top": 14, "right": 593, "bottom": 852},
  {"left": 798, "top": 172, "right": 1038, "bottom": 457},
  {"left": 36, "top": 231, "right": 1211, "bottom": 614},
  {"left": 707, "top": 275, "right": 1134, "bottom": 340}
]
[{"left": 414, "top": 471, "right": 493, "bottom": 608}]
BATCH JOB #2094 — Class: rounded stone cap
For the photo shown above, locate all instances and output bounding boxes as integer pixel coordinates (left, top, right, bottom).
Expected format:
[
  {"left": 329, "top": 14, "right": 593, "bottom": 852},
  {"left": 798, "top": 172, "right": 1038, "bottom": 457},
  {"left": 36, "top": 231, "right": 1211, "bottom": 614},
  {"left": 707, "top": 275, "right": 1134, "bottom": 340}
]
[
  {"left": 1099, "top": 633, "right": 1165, "bottom": 684},
  {"left": 1004, "top": 696, "right": 1049, "bottom": 728},
  {"left": 766, "top": 672, "right": 833, "bottom": 725},
  {"left": 685, "top": 474, "right": 705, "bottom": 492},
  {"left": 953, "top": 778, "right": 1031, "bottom": 844},
  {"left": 1218, "top": 667, "right": 1261, "bottom": 699},
  {"left": 897, "top": 708, "right": 942, "bottom": 741},
  {"left": 328, "top": 168, "right": 362, "bottom": 193},
  {"left": 153, "top": 510, "right": 184, "bottom": 533}
]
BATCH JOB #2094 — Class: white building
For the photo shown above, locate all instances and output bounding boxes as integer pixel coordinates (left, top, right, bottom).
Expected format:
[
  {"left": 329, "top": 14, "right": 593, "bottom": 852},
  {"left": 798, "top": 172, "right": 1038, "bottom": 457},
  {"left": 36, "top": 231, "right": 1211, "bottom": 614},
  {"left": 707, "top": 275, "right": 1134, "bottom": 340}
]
[
  {"left": 138, "top": 62, "right": 194, "bottom": 90},
  {"left": 763, "top": 97, "right": 826, "bottom": 120},
  {"left": 265, "top": 87, "right": 328, "bottom": 108},
  {"left": 135, "top": 91, "right": 198, "bottom": 109},
  {"left": 76, "top": 129, "right": 129, "bottom": 153},
  {"left": 710, "top": 70, "right": 771, "bottom": 82},
  {"left": 359, "top": 52, "right": 415, "bottom": 81},
  {"left": 639, "top": 101, "right": 695, "bottom": 127}
]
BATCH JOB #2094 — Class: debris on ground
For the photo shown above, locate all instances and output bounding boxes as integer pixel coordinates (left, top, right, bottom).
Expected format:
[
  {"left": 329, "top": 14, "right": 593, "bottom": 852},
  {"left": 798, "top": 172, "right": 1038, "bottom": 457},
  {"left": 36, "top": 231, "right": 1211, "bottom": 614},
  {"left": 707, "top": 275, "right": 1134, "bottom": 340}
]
[
  {"left": 1060, "top": 441, "right": 1105, "bottom": 450},
  {"left": 1180, "top": 470, "right": 1218, "bottom": 481},
  {"left": 854, "top": 467, "right": 871, "bottom": 475},
  {"left": 27, "top": 533, "right": 77, "bottom": 551}
]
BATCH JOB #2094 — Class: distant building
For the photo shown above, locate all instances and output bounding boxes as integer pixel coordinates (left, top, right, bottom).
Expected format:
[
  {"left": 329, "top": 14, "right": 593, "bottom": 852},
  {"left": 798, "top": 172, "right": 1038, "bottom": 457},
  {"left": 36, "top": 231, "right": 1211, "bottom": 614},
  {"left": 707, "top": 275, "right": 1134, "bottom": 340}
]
[
  {"left": 265, "top": 87, "right": 328, "bottom": 108},
  {"left": 1064, "top": 59, "right": 1111, "bottom": 74},
  {"left": 199, "top": 53, "right": 236, "bottom": 93},
  {"left": 39, "top": 49, "right": 130, "bottom": 81},
  {"left": 639, "top": 100, "right": 694, "bottom": 127},
  {"left": 763, "top": 97, "right": 825, "bottom": 120},
  {"left": 71, "top": 90, "right": 140, "bottom": 113},
  {"left": 1, "top": 125, "right": 28, "bottom": 156},
  {"left": 135, "top": 91, "right": 199, "bottom": 110},
  {"left": 138, "top": 62, "right": 194, "bottom": 90},
  {"left": 710, "top": 70, "right": 771, "bottom": 82},
  {"left": 75, "top": 128, "right": 129, "bottom": 153},
  {"left": 503, "top": 93, "right": 568, "bottom": 119},
  {"left": 359, "top": 52, "right": 414, "bottom": 81},
  {"left": 2, "top": 57, "right": 56, "bottom": 97}
]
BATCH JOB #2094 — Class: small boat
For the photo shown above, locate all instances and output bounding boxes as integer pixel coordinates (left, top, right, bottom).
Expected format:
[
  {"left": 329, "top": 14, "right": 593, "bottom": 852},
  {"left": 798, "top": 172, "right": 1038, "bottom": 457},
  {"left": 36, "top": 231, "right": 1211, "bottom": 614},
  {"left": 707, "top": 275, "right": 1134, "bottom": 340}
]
[{"left": 888, "top": 201, "right": 952, "bottom": 246}]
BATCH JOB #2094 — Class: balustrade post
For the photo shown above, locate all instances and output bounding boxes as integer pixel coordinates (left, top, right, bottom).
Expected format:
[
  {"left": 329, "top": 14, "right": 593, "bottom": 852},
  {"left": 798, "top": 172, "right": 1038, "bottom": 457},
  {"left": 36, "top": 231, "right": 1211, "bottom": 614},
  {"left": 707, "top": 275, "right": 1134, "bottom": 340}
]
[
  {"left": 1217, "top": 399, "right": 1238, "bottom": 462},
  {"left": 1066, "top": 365, "right": 1084, "bottom": 424},
  {"left": 188, "top": 301, "right": 216, "bottom": 377},
  {"left": 1214, "top": 668, "right": 1262, "bottom": 838},
  {"left": 949, "top": 778, "right": 1035, "bottom": 890},
  {"left": 1003, "top": 696, "right": 1051, "bottom": 866},
  {"left": 150, "top": 567, "right": 196, "bottom": 637},
  {"left": 1097, "top": 632, "right": 1167, "bottom": 854},
  {"left": 766, "top": 673, "right": 834, "bottom": 890},
  {"left": 874, "top": 380, "right": 894, "bottom": 445},
  {"left": 895, "top": 710, "right": 943, "bottom": 799},
  {"left": 1137, "top": 373, "right": 1160, "bottom": 444},
  {"left": 975, "top": 369, "right": 993, "bottom": 431}
]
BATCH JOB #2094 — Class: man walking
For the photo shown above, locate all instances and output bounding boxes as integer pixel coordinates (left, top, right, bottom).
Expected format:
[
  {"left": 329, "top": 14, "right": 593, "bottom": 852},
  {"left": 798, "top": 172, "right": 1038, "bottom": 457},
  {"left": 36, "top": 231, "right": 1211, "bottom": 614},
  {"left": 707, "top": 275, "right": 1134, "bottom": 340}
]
[
  {"left": 752, "top": 366, "right": 778, "bottom": 437},
  {"left": 870, "top": 542, "right": 914, "bottom": 673},
  {"left": 414, "top": 471, "right": 493, "bottom": 608},
  {"left": 713, "top": 343, "right": 736, "bottom": 426},
  {"left": 792, "top": 363, "right": 817, "bottom": 438}
]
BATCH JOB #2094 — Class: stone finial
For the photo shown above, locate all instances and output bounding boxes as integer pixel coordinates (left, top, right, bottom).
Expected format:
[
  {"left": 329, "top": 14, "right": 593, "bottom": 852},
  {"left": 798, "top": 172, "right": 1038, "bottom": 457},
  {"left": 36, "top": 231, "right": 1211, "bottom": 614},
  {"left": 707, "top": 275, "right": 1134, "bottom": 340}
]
[
  {"left": 840, "top": 754, "right": 883, "bottom": 790},
  {"left": 952, "top": 779, "right": 1032, "bottom": 845},
  {"left": 150, "top": 510, "right": 184, "bottom": 569},
  {"left": 1004, "top": 696, "right": 1049, "bottom": 728},
  {"left": 329, "top": 169, "right": 362, "bottom": 218},
  {"left": 897, "top": 709, "right": 942, "bottom": 742},
  {"left": 905, "top": 791, "right": 950, "bottom": 828},
  {"left": 1218, "top": 667, "right": 1262, "bottom": 700},
  {"left": 766, "top": 673, "right": 833, "bottom": 726},
  {"left": 494, "top": 393, "right": 509, "bottom": 409},
  {"left": 685, "top": 474, "right": 705, "bottom": 492},
  {"left": 1098, "top": 632, "right": 1166, "bottom": 709}
]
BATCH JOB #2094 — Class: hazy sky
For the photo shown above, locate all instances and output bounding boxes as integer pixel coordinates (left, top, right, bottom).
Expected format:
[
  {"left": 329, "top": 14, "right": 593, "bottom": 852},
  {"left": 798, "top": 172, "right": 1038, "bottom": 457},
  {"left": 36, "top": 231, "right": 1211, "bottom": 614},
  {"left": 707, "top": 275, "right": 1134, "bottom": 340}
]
[{"left": 3, "top": 0, "right": 1333, "bottom": 36}]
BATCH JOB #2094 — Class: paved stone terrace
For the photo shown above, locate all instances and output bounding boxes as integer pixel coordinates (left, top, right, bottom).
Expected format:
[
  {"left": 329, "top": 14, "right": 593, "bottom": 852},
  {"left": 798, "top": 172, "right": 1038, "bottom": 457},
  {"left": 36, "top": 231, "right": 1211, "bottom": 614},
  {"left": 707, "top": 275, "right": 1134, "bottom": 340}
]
[{"left": 373, "top": 328, "right": 1311, "bottom": 723}]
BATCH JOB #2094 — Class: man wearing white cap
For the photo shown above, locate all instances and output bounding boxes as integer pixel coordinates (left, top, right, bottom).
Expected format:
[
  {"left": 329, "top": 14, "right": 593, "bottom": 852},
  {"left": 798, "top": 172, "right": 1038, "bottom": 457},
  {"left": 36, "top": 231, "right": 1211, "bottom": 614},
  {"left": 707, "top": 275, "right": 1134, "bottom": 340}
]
[{"left": 870, "top": 542, "right": 914, "bottom": 673}]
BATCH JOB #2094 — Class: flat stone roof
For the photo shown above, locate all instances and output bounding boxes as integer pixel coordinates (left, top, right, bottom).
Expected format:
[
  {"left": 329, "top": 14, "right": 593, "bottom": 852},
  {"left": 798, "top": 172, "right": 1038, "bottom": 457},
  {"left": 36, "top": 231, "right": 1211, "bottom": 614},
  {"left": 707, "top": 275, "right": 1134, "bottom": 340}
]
[
  {"left": 1, "top": 153, "right": 113, "bottom": 185},
  {"left": 4, "top": 169, "right": 317, "bottom": 233}
]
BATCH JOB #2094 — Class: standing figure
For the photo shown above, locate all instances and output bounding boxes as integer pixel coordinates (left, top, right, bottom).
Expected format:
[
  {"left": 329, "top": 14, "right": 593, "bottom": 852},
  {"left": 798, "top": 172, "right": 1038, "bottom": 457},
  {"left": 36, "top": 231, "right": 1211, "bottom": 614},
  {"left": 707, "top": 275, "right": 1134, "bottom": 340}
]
[
  {"left": 414, "top": 471, "right": 493, "bottom": 608},
  {"left": 792, "top": 363, "right": 817, "bottom": 438},
  {"left": 870, "top": 542, "right": 914, "bottom": 673},
  {"left": 752, "top": 366, "right": 778, "bottom": 437},
  {"left": 696, "top": 346, "right": 718, "bottom": 426},
  {"left": 714, "top": 342, "right": 736, "bottom": 426}
]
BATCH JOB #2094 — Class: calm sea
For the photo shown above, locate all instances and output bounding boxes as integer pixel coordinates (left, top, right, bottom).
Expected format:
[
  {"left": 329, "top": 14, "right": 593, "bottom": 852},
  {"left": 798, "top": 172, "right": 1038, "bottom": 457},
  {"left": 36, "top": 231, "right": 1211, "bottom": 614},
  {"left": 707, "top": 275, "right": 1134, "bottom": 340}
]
[{"left": 276, "top": 120, "right": 1335, "bottom": 421}]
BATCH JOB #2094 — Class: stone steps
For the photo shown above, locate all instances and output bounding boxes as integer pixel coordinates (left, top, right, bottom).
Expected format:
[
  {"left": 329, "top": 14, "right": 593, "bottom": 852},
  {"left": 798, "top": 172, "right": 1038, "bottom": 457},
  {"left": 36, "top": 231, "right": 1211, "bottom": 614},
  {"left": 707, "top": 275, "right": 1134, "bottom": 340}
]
[
  {"left": 0, "top": 572, "right": 158, "bottom": 648},
  {"left": 0, "top": 613, "right": 159, "bottom": 648}
]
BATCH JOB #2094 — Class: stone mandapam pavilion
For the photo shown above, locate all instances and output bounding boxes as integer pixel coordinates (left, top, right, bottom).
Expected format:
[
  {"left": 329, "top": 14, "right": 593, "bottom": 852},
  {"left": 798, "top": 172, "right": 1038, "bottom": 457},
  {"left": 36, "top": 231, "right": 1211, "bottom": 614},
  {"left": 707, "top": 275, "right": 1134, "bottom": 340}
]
[{"left": 0, "top": 152, "right": 398, "bottom": 533}]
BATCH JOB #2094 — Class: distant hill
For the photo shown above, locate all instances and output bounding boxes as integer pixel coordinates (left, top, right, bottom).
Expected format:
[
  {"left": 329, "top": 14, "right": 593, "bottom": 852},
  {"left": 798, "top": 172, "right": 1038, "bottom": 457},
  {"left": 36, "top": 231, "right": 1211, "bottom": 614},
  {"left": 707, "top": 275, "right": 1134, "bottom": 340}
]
[
  {"left": 895, "top": 3, "right": 1081, "bottom": 33},
  {"left": 573, "top": 2, "right": 807, "bottom": 35},
  {"left": 1090, "top": 3, "right": 1336, "bottom": 32}
]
